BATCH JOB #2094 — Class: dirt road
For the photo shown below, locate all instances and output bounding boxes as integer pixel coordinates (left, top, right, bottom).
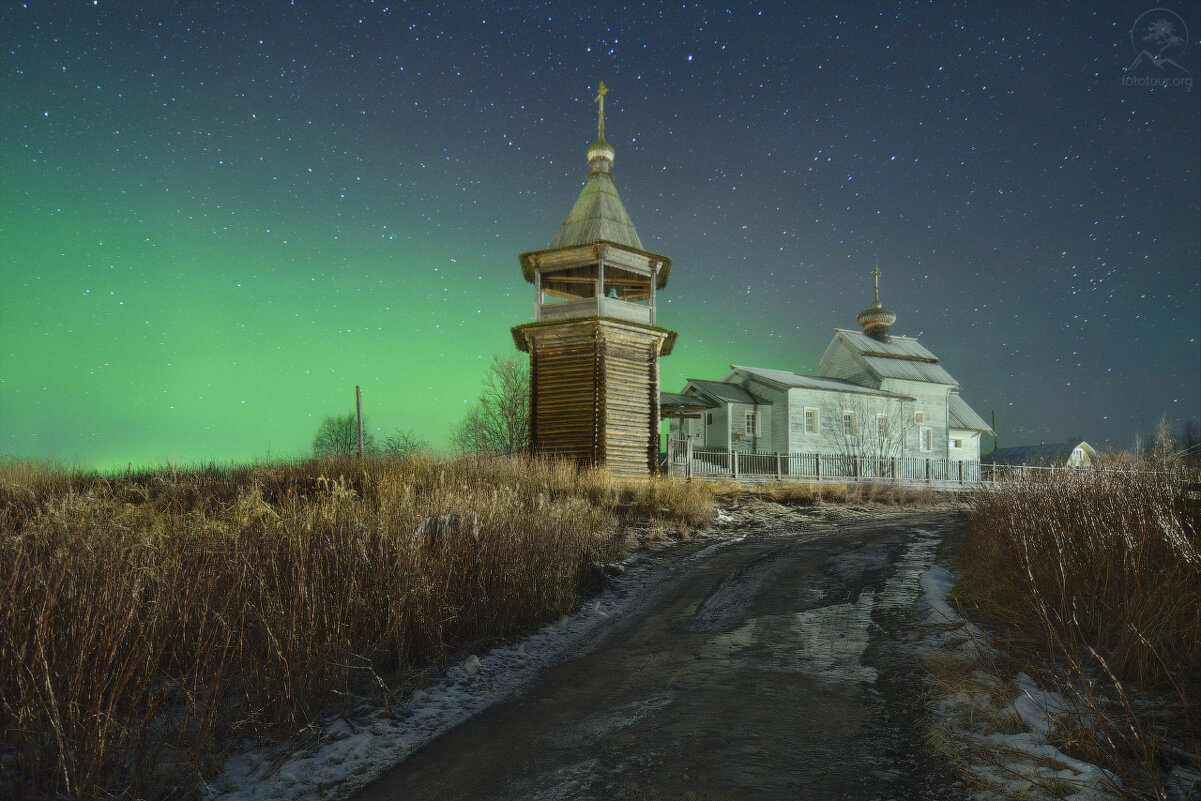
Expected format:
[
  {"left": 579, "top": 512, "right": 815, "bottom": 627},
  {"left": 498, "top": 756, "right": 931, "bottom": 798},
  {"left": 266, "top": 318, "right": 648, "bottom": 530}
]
[{"left": 355, "top": 509, "right": 970, "bottom": 801}]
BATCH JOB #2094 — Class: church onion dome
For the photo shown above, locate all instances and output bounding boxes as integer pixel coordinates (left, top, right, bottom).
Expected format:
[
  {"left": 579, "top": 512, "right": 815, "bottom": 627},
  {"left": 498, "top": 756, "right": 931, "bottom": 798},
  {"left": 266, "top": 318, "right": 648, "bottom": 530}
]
[
  {"left": 857, "top": 267, "right": 896, "bottom": 342},
  {"left": 857, "top": 302, "right": 897, "bottom": 340}
]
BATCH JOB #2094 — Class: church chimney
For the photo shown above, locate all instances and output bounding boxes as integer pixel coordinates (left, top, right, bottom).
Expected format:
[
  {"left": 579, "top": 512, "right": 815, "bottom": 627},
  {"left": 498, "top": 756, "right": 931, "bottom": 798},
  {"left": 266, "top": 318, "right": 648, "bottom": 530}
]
[{"left": 856, "top": 266, "right": 897, "bottom": 342}]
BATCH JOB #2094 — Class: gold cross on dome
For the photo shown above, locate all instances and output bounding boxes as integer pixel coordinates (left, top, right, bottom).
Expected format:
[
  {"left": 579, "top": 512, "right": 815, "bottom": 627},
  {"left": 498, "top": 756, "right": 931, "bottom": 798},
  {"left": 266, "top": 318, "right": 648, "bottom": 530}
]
[
  {"left": 595, "top": 81, "right": 609, "bottom": 138},
  {"left": 872, "top": 266, "right": 882, "bottom": 303}
]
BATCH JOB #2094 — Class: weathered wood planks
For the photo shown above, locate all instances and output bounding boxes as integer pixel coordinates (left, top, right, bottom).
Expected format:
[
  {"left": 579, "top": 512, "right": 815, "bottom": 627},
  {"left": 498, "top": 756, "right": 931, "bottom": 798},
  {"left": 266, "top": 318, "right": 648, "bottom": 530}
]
[{"left": 513, "top": 318, "right": 672, "bottom": 476}]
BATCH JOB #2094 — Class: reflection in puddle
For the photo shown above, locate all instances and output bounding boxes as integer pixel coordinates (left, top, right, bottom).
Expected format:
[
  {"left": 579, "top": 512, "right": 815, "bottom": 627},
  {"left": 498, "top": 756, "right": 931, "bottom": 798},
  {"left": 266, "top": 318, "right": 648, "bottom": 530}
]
[{"left": 704, "top": 589, "right": 879, "bottom": 686}]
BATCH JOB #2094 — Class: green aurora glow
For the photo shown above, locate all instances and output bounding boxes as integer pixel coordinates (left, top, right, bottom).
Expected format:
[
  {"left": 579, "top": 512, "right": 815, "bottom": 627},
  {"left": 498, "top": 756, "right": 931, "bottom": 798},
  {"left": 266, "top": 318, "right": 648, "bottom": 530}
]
[{"left": 2, "top": 3, "right": 1197, "bottom": 468}]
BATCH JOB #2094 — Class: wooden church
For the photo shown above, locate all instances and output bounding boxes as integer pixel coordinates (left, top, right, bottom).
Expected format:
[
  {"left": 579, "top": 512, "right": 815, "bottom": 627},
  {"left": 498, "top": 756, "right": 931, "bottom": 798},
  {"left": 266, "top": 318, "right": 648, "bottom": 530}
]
[
  {"left": 665, "top": 270, "right": 994, "bottom": 466},
  {"left": 511, "top": 83, "right": 676, "bottom": 477},
  {"left": 511, "top": 84, "right": 991, "bottom": 478}
]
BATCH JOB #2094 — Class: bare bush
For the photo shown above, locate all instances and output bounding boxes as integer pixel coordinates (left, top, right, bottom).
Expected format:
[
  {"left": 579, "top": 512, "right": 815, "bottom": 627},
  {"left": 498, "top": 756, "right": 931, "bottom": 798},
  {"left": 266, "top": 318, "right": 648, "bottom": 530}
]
[
  {"left": 381, "top": 428, "right": 427, "bottom": 457},
  {"left": 961, "top": 463, "right": 1201, "bottom": 798}
]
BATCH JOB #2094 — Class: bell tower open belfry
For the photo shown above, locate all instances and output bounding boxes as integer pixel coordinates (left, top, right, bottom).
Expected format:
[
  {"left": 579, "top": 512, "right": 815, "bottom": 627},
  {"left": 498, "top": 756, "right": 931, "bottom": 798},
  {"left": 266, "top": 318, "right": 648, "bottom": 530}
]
[{"left": 511, "top": 82, "right": 676, "bottom": 476}]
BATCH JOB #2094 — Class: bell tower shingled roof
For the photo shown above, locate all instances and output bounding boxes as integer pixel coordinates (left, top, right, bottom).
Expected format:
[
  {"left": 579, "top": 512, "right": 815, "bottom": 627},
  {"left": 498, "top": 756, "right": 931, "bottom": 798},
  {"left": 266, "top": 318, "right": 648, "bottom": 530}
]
[{"left": 548, "top": 81, "right": 644, "bottom": 251}]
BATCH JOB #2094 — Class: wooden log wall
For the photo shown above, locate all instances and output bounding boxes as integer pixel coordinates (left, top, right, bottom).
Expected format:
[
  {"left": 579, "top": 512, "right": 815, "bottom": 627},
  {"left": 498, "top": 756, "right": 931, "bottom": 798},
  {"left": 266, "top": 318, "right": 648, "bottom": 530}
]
[
  {"left": 527, "top": 324, "right": 600, "bottom": 465},
  {"left": 601, "top": 333, "right": 659, "bottom": 475},
  {"left": 521, "top": 319, "right": 670, "bottom": 476}
]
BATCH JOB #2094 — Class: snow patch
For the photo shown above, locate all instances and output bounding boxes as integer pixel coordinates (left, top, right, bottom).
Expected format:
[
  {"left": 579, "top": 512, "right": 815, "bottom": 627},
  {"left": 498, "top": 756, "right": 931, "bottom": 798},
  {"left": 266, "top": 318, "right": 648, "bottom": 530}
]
[
  {"left": 1166, "top": 763, "right": 1201, "bottom": 801},
  {"left": 916, "top": 552, "right": 1120, "bottom": 800},
  {"left": 1011, "top": 672, "right": 1071, "bottom": 737},
  {"left": 918, "top": 564, "right": 958, "bottom": 622}
]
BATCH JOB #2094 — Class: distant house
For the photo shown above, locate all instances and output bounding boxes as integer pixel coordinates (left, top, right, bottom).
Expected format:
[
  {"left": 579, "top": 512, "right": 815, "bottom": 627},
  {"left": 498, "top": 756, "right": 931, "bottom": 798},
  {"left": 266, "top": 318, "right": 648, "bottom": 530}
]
[
  {"left": 982, "top": 441, "right": 1097, "bottom": 468},
  {"left": 665, "top": 271, "right": 993, "bottom": 463}
]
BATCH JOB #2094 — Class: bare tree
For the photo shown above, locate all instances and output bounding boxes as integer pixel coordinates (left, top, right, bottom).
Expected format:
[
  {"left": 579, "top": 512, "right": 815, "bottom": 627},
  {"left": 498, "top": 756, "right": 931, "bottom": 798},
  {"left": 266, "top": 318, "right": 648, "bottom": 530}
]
[
  {"left": 381, "top": 429, "right": 428, "bottom": 457},
  {"left": 822, "top": 394, "right": 909, "bottom": 477},
  {"left": 451, "top": 355, "right": 530, "bottom": 454},
  {"left": 1146, "top": 414, "right": 1181, "bottom": 468},
  {"left": 313, "top": 413, "right": 377, "bottom": 457}
]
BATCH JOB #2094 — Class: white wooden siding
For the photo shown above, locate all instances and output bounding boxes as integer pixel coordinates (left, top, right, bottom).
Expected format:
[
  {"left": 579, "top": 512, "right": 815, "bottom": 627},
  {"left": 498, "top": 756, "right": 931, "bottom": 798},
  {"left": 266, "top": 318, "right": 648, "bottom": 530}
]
[
  {"left": 948, "top": 429, "right": 981, "bottom": 461},
  {"left": 704, "top": 405, "right": 728, "bottom": 450},
  {"left": 724, "top": 402, "right": 771, "bottom": 454},
  {"left": 817, "top": 339, "right": 879, "bottom": 388},
  {"left": 740, "top": 376, "right": 788, "bottom": 453},
  {"left": 879, "top": 379, "right": 951, "bottom": 459}
]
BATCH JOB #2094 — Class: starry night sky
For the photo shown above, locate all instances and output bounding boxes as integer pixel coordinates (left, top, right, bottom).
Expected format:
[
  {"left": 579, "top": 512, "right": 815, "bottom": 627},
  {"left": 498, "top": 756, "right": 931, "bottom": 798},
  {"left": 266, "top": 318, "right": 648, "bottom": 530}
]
[{"left": 2, "top": 1, "right": 1198, "bottom": 469}]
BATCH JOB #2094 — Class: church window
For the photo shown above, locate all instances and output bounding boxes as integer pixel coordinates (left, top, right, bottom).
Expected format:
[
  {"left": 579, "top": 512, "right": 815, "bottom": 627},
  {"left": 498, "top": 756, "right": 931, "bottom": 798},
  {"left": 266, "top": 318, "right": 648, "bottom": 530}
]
[
  {"left": 915, "top": 410, "right": 925, "bottom": 424},
  {"left": 950, "top": 437, "right": 963, "bottom": 449},
  {"left": 920, "top": 427, "right": 933, "bottom": 451},
  {"left": 877, "top": 415, "right": 889, "bottom": 438},
  {"left": 804, "top": 408, "right": 819, "bottom": 434},
  {"left": 745, "top": 411, "right": 760, "bottom": 436},
  {"left": 843, "top": 411, "right": 858, "bottom": 437}
]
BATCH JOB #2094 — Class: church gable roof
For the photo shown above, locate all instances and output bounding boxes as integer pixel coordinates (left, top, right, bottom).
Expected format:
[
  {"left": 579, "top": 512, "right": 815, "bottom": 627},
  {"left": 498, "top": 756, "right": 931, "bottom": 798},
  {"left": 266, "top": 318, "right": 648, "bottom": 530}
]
[
  {"left": 549, "top": 167, "right": 644, "bottom": 250},
  {"left": 661, "top": 391, "right": 717, "bottom": 409},
  {"left": 826, "top": 329, "right": 959, "bottom": 386},
  {"left": 948, "top": 394, "right": 992, "bottom": 433},
  {"left": 685, "top": 379, "right": 772, "bottom": 405},
  {"left": 729, "top": 366, "right": 903, "bottom": 398}
]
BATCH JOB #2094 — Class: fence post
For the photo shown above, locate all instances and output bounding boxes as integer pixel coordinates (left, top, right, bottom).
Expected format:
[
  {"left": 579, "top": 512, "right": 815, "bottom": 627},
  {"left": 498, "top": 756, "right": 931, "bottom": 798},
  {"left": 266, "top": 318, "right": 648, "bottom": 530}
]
[
  {"left": 776, "top": 452, "right": 782, "bottom": 479},
  {"left": 854, "top": 455, "right": 861, "bottom": 479},
  {"left": 925, "top": 458, "right": 931, "bottom": 480},
  {"left": 815, "top": 452, "right": 821, "bottom": 480},
  {"left": 958, "top": 460, "right": 963, "bottom": 483},
  {"left": 732, "top": 449, "right": 739, "bottom": 480},
  {"left": 686, "top": 439, "right": 693, "bottom": 481}
]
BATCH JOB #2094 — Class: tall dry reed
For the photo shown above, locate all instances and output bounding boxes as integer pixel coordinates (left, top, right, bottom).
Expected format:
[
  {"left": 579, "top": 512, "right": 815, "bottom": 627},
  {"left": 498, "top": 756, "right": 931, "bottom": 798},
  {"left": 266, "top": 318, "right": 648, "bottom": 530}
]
[
  {"left": 0, "top": 456, "right": 711, "bottom": 799},
  {"left": 962, "top": 466, "right": 1200, "bottom": 798}
]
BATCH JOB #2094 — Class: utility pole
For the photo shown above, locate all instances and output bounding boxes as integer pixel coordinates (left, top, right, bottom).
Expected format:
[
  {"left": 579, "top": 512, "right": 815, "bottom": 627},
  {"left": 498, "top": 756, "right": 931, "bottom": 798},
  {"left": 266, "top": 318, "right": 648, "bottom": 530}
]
[{"left": 356, "top": 385, "right": 364, "bottom": 459}]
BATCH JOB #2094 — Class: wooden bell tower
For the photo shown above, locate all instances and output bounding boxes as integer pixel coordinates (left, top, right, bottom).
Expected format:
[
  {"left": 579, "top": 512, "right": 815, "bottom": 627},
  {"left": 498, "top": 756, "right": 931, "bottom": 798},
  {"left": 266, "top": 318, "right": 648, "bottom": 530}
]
[{"left": 511, "top": 83, "right": 676, "bottom": 476}]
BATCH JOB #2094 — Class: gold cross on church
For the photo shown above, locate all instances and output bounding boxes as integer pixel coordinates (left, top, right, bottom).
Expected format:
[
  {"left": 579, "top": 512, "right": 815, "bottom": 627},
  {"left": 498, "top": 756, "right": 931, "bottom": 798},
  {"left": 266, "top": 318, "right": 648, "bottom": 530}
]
[
  {"left": 595, "top": 81, "right": 609, "bottom": 139},
  {"left": 872, "top": 266, "right": 882, "bottom": 303}
]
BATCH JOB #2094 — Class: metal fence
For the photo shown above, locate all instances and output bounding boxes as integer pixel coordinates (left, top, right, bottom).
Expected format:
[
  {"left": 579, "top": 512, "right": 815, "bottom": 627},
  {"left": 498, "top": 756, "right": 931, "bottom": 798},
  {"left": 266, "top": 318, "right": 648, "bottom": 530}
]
[{"left": 666, "top": 439, "right": 982, "bottom": 488}]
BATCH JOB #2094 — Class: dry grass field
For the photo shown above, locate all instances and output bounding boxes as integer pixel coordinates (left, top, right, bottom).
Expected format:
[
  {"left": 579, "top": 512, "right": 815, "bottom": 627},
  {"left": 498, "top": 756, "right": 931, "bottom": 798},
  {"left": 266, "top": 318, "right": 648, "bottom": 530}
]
[
  {"left": 0, "top": 455, "right": 711, "bottom": 799},
  {"left": 11, "top": 451, "right": 1184, "bottom": 800},
  {"left": 960, "top": 465, "right": 1200, "bottom": 798}
]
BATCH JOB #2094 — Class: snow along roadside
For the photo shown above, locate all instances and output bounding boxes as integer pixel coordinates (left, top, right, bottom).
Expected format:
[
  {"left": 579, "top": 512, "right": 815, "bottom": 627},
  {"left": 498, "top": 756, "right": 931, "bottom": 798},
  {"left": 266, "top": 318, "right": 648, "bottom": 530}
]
[
  {"left": 203, "top": 530, "right": 747, "bottom": 801},
  {"left": 915, "top": 563, "right": 1122, "bottom": 801}
]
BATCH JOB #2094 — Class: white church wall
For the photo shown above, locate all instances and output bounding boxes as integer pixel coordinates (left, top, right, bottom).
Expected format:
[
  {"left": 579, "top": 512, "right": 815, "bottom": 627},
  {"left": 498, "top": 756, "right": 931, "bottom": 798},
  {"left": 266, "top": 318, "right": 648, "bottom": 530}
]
[
  {"left": 726, "top": 402, "right": 771, "bottom": 454},
  {"left": 817, "top": 339, "right": 879, "bottom": 388},
  {"left": 948, "top": 429, "right": 981, "bottom": 461},
  {"left": 784, "top": 389, "right": 908, "bottom": 457},
  {"left": 880, "top": 379, "right": 952, "bottom": 460},
  {"left": 738, "top": 375, "right": 789, "bottom": 453},
  {"left": 703, "top": 404, "right": 729, "bottom": 450}
]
